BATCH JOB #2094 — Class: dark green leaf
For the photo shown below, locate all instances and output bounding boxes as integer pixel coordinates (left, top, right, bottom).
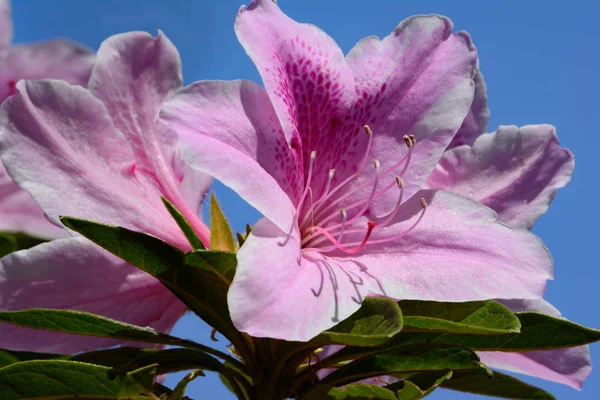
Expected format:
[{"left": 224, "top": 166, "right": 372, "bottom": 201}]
[
  {"left": 314, "top": 298, "right": 403, "bottom": 347},
  {"left": 0, "top": 349, "right": 67, "bottom": 367},
  {"left": 0, "top": 360, "right": 156, "bottom": 399},
  {"left": 0, "top": 308, "right": 204, "bottom": 349},
  {"left": 320, "top": 344, "right": 488, "bottom": 388},
  {"left": 394, "top": 381, "right": 424, "bottom": 400},
  {"left": 59, "top": 217, "right": 247, "bottom": 355},
  {"left": 0, "top": 232, "right": 46, "bottom": 257},
  {"left": 442, "top": 369, "right": 556, "bottom": 399},
  {"left": 385, "top": 371, "right": 453, "bottom": 399},
  {"left": 162, "top": 197, "right": 205, "bottom": 250},
  {"left": 210, "top": 194, "right": 235, "bottom": 252},
  {"left": 109, "top": 348, "right": 224, "bottom": 377},
  {"left": 184, "top": 249, "right": 237, "bottom": 282},
  {"left": 60, "top": 216, "right": 181, "bottom": 278},
  {"left": 392, "top": 312, "right": 600, "bottom": 351},
  {"left": 307, "top": 384, "right": 398, "bottom": 400},
  {"left": 400, "top": 300, "right": 521, "bottom": 334}
]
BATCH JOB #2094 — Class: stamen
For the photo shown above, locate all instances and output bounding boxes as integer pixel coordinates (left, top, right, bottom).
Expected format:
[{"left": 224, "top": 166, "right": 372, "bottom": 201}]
[
  {"left": 365, "top": 197, "right": 427, "bottom": 245},
  {"left": 299, "top": 168, "right": 335, "bottom": 228},
  {"left": 310, "top": 221, "right": 376, "bottom": 254},
  {"left": 297, "top": 150, "right": 316, "bottom": 211},
  {"left": 376, "top": 176, "right": 404, "bottom": 229},
  {"left": 409, "top": 134, "right": 416, "bottom": 145},
  {"left": 315, "top": 209, "right": 348, "bottom": 251},
  {"left": 308, "top": 126, "right": 373, "bottom": 217},
  {"left": 312, "top": 138, "right": 415, "bottom": 227}
]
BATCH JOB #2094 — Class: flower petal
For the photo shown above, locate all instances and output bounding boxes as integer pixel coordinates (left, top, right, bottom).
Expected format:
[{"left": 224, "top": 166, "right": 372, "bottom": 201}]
[
  {"left": 0, "top": 163, "right": 65, "bottom": 239},
  {"left": 87, "top": 31, "right": 209, "bottom": 244},
  {"left": 345, "top": 15, "right": 478, "bottom": 202},
  {"left": 0, "top": 238, "right": 186, "bottom": 353},
  {"left": 478, "top": 299, "right": 591, "bottom": 390},
  {"left": 1, "top": 39, "right": 95, "bottom": 102},
  {"left": 449, "top": 66, "right": 489, "bottom": 148},
  {"left": 0, "top": 80, "right": 187, "bottom": 248},
  {"left": 229, "top": 217, "right": 367, "bottom": 341},
  {"left": 161, "top": 80, "right": 298, "bottom": 233},
  {"left": 346, "top": 190, "right": 552, "bottom": 302},
  {"left": 0, "top": 0, "right": 11, "bottom": 51},
  {"left": 235, "top": 0, "right": 357, "bottom": 194},
  {"left": 426, "top": 125, "right": 574, "bottom": 229}
]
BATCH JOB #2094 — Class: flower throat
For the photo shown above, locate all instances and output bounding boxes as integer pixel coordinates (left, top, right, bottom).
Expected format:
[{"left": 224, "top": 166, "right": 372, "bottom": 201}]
[{"left": 297, "top": 125, "right": 427, "bottom": 255}]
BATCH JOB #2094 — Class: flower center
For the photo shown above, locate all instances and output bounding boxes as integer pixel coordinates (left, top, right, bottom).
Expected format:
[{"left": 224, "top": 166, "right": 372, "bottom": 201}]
[{"left": 298, "top": 125, "right": 427, "bottom": 255}]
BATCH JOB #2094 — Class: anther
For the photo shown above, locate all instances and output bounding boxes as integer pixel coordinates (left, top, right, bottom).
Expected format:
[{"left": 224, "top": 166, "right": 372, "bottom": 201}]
[
  {"left": 409, "top": 134, "right": 416, "bottom": 145},
  {"left": 420, "top": 197, "right": 427, "bottom": 208},
  {"left": 396, "top": 176, "right": 404, "bottom": 188},
  {"left": 403, "top": 135, "right": 413, "bottom": 148},
  {"left": 364, "top": 125, "right": 373, "bottom": 136}
]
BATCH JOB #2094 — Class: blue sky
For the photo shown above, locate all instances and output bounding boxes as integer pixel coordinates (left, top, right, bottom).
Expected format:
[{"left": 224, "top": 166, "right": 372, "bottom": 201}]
[{"left": 11, "top": 0, "right": 599, "bottom": 398}]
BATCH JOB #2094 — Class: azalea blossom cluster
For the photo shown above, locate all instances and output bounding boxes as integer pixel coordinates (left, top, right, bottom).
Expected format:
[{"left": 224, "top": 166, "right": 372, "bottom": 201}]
[{"left": 0, "top": 0, "right": 593, "bottom": 398}]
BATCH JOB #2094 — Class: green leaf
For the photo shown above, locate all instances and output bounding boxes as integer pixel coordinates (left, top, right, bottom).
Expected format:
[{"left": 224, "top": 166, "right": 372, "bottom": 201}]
[
  {"left": 171, "top": 370, "right": 204, "bottom": 400},
  {"left": 399, "top": 300, "right": 521, "bottom": 334},
  {"left": 307, "top": 384, "right": 398, "bottom": 400},
  {"left": 184, "top": 249, "right": 237, "bottom": 282},
  {"left": 0, "top": 308, "right": 201, "bottom": 349},
  {"left": 0, "top": 360, "right": 157, "bottom": 400},
  {"left": 314, "top": 298, "right": 404, "bottom": 347},
  {"left": 441, "top": 369, "right": 556, "bottom": 399},
  {"left": 0, "top": 349, "right": 67, "bottom": 367},
  {"left": 210, "top": 194, "right": 235, "bottom": 252},
  {"left": 319, "top": 344, "right": 488, "bottom": 388},
  {"left": 392, "top": 312, "right": 600, "bottom": 351},
  {"left": 386, "top": 371, "right": 453, "bottom": 400},
  {"left": 109, "top": 348, "right": 224, "bottom": 377},
  {"left": 60, "top": 216, "right": 181, "bottom": 278},
  {"left": 59, "top": 217, "right": 246, "bottom": 354},
  {"left": 0, "top": 232, "right": 46, "bottom": 257},
  {"left": 394, "top": 381, "right": 424, "bottom": 400},
  {"left": 161, "top": 197, "right": 205, "bottom": 250}
]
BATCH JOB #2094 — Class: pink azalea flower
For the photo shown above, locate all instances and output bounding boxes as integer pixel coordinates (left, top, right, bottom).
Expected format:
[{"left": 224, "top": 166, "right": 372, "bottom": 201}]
[
  {"left": 425, "top": 77, "right": 590, "bottom": 389},
  {"left": 160, "top": 0, "right": 552, "bottom": 342},
  {"left": 0, "top": 31, "right": 211, "bottom": 353},
  {"left": 0, "top": 0, "right": 95, "bottom": 238}
]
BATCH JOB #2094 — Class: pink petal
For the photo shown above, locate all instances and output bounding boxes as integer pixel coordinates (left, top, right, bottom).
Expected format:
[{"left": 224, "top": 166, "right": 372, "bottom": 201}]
[
  {"left": 235, "top": 0, "right": 357, "bottom": 195},
  {"left": 426, "top": 125, "right": 574, "bottom": 229},
  {"left": 0, "top": 238, "right": 186, "bottom": 353},
  {"left": 0, "top": 39, "right": 95, "bottom": 102},
  {"left": 449, "top": 66, "right": 489, "bottom": 148},
  {"left": 229, "top": 217, "right": 367, "bottom": 341},
  {"left": 0, "top": 0, "right": 11, "bottom": 51},
  {"left": 345, "top": 15, "right": 478, "bottom": 204},
  {"left": 478, "top": 299, "right": 591, "bottom": 390},
  {"left": 0, "top": 80, "right": 186, "bottom": 248},
  {"left": 87, "top": 31, "right": 209, "bottom": 244},
  {"left": 347, "top": 190, "right": 552, "bottom": 302},
  {"left": 161, "top": 80, "right": 298, "bottom": 233},
  {"left": 0, "top": 162, "right": 65, "bottom": 239}
]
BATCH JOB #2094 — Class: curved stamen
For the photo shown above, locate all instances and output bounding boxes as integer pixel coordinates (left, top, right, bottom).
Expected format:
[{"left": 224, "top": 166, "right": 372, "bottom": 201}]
[
  {"left": 358, "top": 197, "right": 427, "bottom": 246},
  {"left": 376, "top": 176, "right": 405, "bottom": 229},
  {"left": 309, "top": 221, "right": 376, "bottom": 254},
  {"left": 307, "top": 209, "right": 348, "bottom": 251},
  {"left": 308, "top": 126, "right": 373, "bottom": 216},
  {"left": 297, "top": 150, "right": 316, "bottom": 212},
  {"left": 311, "top": 158, "right": 381, "bottom": 232},
  {"left": 312, "top": 137, "right": 414, "bottom": 227},
  {"left": 300, "top": 168, "right": 335, "bottom": 229}
]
